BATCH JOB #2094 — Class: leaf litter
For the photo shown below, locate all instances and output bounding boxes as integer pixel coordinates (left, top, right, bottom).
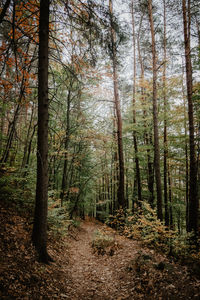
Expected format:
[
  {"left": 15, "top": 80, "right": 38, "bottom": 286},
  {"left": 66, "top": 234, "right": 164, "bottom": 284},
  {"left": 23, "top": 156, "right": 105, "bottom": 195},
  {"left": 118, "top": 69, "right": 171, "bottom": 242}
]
[{"left": 0, "top": 201, "right": 200, "bottom": 299}]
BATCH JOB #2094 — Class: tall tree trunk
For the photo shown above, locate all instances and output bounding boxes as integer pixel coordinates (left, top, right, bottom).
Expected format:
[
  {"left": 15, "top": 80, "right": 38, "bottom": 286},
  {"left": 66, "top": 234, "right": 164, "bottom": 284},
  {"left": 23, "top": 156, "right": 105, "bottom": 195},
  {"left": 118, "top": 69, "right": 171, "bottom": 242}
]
[
  {"left": 125, "top": 150, "right": 129, "bottom": 208},
  {"left": 182, "top": 62, "right": 189, "bottom": 231},
  {"left": 21, "top": 104, "right": 35, "bottom": 170},
  {"left": 182, "top": 0, "right": 198, "bottom": 235},
  {"left": 131, "top": 0, "right": 142, "bottom": 205},
  {"left": 60, "top": 88, "right": 71, "bottom": 205},
  {"left": 0, "top": 92, "right": 7, "bottom": 156},
  {"left": 32, "top": 0, "right": 52, "bottom": 264},
  {"left": 23, "top": 123, "right": 37, "bottom": 178},
  {"left": 163, "top": 0, "right": 169, "bottom": 226},
  {"left": 168, "top": 163, "right": 173, "bottom": 229},
  {"left": 0, "top": 103, "right": 20, "bottom": 164},
  {"left": 109, "top": 0, "right": 125, "bottom": 209},
  {"left": 137, "top": 13, "right": 154, "bottom": 207},
  {"left": 148, "top": 0, "right": 163, "bottom": 221}
]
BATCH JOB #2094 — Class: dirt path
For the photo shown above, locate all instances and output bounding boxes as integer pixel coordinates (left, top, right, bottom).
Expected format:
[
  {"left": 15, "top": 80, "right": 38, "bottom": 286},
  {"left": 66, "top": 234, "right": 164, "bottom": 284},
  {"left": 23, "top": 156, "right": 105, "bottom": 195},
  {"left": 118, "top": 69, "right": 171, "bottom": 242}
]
[
  {"left": 58, "top": 220, "right": 199, "bottom": 300},
  {"left": 65, "top": 221, "right": 140, "bottom": 299},
  {"left": 1, "top": 201, "right": 199, "bottom": 300}
]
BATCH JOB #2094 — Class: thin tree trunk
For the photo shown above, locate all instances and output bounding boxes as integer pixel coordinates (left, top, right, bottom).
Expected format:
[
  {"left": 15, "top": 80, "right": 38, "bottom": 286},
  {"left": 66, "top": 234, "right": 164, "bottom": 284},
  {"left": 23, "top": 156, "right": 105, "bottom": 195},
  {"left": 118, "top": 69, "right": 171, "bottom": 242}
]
[
  {"left": 21, "top": 104, "right": 35, "bottom": 169},
  {"left": 32, "top": 0, "right": 52, "bottom": 264},
  {"left": 110, "top": 159, "right": 113, "bottom": 214},
  {"left": 112, "top": 110, "right": 119, "bottom": 211},
  {"left": 182, "top": 0, "right": 198, "bottom": 235},
  {"left": 125, "top": 151, "right": 129, "bottom": 208},
  {"left": 168, "top": 163, "right": 173, "bottom": 229},
  {"left": 0, "top": 103, "right": 20, "bottom": 164},
  {"left": 0, "top": 93, "right": 7, "bottom": 156},
  {"left": 147, "top": 134, "right": 154, "bottom": 207},
  {"left": 26, "top": 124, "right": 37, "bottom": 166},
  {"left": 109, "top": 0, "right": 125, "bottom": 209},
  {"left": 137, "top": 13, "right": 154, "bottom": 207},
  {"left": 148, "top": 0, "right": 163, "bottom": 221},
  {"left": 131, "top": 0, "right": 142, "bottom": 204},
  {"left": 60, "top": 88, "right": 71, "bottom": 205},
  {"left": 182, "top": 62, "right": 189, "bottom": 231},
  {"left": 23, "top": 123, "right": 37, "bottom": 178},
  {"left": 163, "top": 0, "right": 169, "bottom": 226}
]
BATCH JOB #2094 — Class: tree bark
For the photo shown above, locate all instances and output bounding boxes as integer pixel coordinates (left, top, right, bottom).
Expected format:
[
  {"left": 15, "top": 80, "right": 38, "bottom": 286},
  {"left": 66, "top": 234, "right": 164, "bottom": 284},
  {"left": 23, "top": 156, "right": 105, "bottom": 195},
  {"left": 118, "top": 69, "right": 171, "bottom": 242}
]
[
  {"left": 60, "top": 88, "right": 71, "bottom": 205},
  {"left": 181, "top": 62, "right": 189, "bottom": 231},
  {"left": 163, "top": 0, "right": 169, "bottom": 226},
  {"left": 21, "top": 104, "right": 35, "bottom": 170},
  {"left": 137, "top": 13, "right": 154, "bottom": 207},
  {"left": 168, "top": 164, "right": 173, "bottom": 229},
  {"left": 182, "top": 0, "right": 198, "bottom": 235},
  {"left": 148, "top": 0, "right": 163, "bottom": 221},
  {"left": 109, "top": 0, "right": 125, "bottom": 209},
  {"left": 32, "top": 0, "right": 52, "bottom": 264},
  {"left": 131, "top": 0, "right": 142, "bottom": 205}
]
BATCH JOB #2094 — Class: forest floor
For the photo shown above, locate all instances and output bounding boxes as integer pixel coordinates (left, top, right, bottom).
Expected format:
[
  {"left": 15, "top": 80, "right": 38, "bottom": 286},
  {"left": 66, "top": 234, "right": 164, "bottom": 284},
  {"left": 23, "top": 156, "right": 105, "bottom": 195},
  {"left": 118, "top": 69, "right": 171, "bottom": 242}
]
[{"left": 1, "top": 200, "right": 200, "bottom": 299}]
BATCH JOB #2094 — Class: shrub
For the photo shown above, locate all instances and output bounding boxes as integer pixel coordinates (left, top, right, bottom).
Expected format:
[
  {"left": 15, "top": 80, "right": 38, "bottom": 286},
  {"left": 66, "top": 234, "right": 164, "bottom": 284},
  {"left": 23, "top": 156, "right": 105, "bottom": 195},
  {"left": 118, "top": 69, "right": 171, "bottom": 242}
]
[
  {"left": 106, "top": 202, "right": 200, "bottom": 263},
  {"left": 48, "top": 191, "right": 70, "bottom": 235},
  {"left": 91, "top": 229, "right": 118, "bottom": 255},
  {"left": 106, "top": 203, "right": 176, "bottom": 254},
  {"left": 105, "top": 208, "right": 126, "bottom": 233},
  {"left": 125, "top": 203, "right": 175, "bottom": 252},
  {"left": 0, "top": 166, "right": 35, "bottom": 211}
]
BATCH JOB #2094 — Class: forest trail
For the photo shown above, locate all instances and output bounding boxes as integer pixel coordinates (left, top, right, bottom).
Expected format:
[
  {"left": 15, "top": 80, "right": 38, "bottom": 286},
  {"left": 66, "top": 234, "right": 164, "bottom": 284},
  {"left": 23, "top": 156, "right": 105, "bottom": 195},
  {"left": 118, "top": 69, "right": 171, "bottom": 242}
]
[
  {"left": 65, "top": 220, "right": 140, "bottom": 299},
  {"left": 62, "top": 220, "right": 199, "bottom": 300},
  {"left": 1, "top": 201, "right": 200, "bottom": 300}
]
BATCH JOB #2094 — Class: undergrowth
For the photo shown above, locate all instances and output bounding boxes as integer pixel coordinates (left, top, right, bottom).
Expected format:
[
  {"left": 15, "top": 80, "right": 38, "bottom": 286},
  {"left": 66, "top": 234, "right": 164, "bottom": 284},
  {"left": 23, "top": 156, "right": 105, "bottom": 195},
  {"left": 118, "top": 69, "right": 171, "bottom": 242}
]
[
  {"left": 92, "top": 229, "right": 118, "bottom": 255},
  {"left": 0, "top": 166, "right": 35, "bottom": 213},
  {"left": 0, "top": 167, "right": 73, "bottom": 237},
  {"left": 106, "top": 202, "right": 200, "bottom": 266},
  {"left": 48, "top": 190, "right": 79, "bottom": 236}
]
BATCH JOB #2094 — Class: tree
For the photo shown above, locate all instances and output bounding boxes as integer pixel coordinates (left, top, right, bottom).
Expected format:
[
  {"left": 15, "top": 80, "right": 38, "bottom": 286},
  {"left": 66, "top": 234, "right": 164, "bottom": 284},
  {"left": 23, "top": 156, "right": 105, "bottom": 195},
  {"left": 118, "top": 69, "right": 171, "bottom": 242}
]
[
  {"left": 182, "top": 0, "right": 198, "bottom": 235},
  {"left": 136, "top": 10, "right": 154, "bottom": 207},
  {"left": 109, "top": 0, "right": 126, "bottom": 209},
  {"left": 163, "top": 0, "right": 169, "bottom": 227},
  {"left": 32, "top": 0, "right": 53, "bottom": 263},
  {"left": 148, "top": 0, "right": 163, "bottom": 221},
  {"left": 131, "top": 0, "right": 142, "bottom": 205}
]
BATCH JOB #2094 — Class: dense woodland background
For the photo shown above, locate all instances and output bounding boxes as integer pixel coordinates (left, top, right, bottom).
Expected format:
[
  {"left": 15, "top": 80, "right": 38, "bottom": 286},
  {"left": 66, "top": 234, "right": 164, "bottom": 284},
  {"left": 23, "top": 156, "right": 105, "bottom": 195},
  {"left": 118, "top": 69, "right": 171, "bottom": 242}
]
[{"left": 0, "top": 0, "right": 200, "bottom": 265}]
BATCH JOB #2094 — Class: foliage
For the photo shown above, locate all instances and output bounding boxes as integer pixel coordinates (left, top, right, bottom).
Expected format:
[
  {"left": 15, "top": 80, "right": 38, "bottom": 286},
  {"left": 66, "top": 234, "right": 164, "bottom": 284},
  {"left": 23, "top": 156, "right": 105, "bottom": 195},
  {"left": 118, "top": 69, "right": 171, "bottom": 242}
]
[
  {"left": 0, "top": 0, "right": 199, "bottom": 266},
  {"left": 106, "top": 202, "right": 200, "bottom": 263},
  {"left": 124, "top": 203, "right": 175, "bottom": 252},
  {"left": 48, "top": 191, "right": 70, "bottom": 236},
  {"left": 107, "top": 204, "right": 175, "bottom": 253},
  {"left": 0, "top": 166, "right": 35, "bottom": 212},
  {"left": 105, "top": 208, "right": 126, "bottom": 232},
  {"left": 91, "top": 229, "right": 118, "bottom": 255}
]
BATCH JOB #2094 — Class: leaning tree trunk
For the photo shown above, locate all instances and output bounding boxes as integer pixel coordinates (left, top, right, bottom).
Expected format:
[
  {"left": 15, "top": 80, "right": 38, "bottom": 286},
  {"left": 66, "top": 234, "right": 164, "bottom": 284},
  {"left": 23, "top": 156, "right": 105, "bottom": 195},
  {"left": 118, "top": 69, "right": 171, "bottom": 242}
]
[
  {"left": 148, "top": 0, "right": 163, "bottom": 221},
  {"left": 182, "top": 0, "right": 198, "bottom": 235},
  {"left": 32, "top": 0, "right": 52, "bottom": 264}
]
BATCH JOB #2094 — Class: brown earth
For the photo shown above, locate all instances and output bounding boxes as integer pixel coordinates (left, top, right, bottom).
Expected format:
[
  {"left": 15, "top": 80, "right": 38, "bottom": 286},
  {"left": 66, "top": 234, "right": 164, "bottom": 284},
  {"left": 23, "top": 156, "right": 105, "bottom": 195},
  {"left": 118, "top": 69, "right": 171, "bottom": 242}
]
[{"left": 0, "top": 202, "right": 200, "bottom": 299}]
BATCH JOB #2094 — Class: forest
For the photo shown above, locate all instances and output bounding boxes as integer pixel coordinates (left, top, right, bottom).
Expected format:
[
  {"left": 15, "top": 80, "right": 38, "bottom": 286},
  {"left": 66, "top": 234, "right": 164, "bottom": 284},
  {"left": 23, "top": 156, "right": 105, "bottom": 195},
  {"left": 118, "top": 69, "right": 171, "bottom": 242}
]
[{"left": 0, "top": 0, "right": 200, "bottom": 299}]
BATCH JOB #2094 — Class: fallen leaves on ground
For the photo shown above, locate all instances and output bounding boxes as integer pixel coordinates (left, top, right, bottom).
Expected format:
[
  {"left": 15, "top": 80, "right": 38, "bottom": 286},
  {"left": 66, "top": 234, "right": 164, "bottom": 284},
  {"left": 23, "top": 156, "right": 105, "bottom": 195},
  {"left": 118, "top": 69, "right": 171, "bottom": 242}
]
[{"left": 0, "top": 202, "right": 200, "bottom": 299}]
